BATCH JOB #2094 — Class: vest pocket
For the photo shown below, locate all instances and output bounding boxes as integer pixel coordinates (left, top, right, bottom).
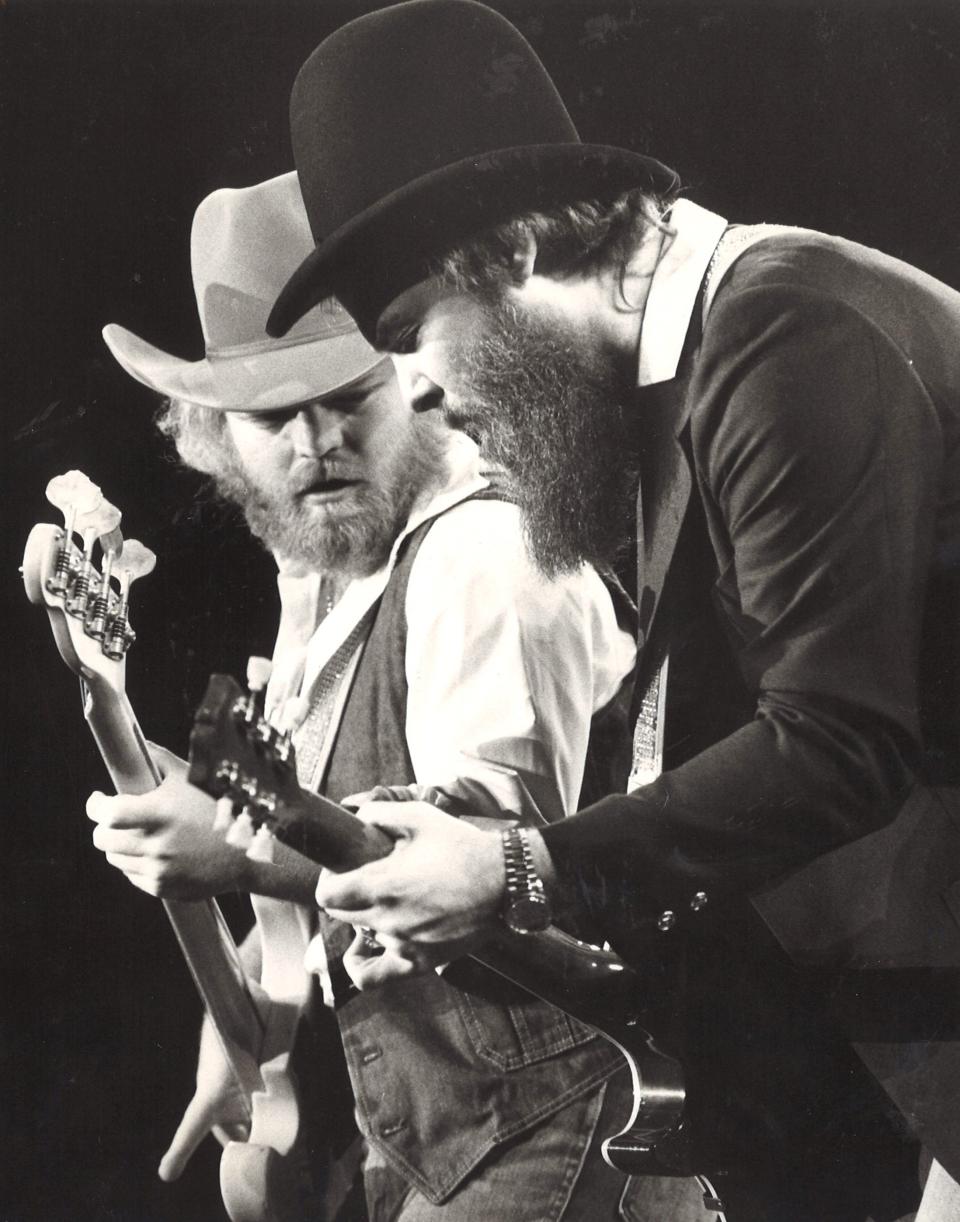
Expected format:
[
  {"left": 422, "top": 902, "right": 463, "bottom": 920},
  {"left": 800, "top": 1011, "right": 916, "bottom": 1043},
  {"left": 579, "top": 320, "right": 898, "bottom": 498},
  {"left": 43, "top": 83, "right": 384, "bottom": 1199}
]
[{"left": 454, "top": 985, "right": 600, "bottom": 1071}]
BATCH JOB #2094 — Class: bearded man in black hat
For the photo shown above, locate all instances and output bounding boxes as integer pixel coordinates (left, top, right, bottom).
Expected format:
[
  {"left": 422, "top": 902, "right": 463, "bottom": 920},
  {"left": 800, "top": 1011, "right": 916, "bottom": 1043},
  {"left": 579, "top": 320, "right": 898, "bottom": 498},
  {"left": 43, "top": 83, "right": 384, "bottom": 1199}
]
[{"left": 266, "top": 2, "right": 960, "bottom": 1221}]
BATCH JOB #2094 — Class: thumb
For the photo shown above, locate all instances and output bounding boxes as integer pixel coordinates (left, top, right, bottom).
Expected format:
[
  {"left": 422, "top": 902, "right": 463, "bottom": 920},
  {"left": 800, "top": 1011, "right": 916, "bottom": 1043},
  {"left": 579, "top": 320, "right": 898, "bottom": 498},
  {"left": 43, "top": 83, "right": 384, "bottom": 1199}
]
[
  {"left": 355, "top": 799, "right": 451, "bottom": 840},
  {"left": 339, "top": 788, "right": 378, "bottom": 811},
  {"left": 147, "top": 742, "right": 188, "bottom": 782},
  {"left": 352, "top": 800, "right": 418, "bottom": 841},
  {"left": 158, "top": 1087, "right": 224, "bottom": 1182}
]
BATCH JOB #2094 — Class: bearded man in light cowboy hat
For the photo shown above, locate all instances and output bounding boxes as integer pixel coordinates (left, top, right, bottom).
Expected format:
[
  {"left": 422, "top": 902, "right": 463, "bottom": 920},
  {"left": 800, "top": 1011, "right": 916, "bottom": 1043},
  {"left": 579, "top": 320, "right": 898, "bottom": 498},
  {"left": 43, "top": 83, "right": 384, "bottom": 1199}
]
[
  {"left": 85, "top": 171, "right": 712, "bottom": 1221},
  {"left": 266, "top": 3, "right": 960, "bottom": 1221}
]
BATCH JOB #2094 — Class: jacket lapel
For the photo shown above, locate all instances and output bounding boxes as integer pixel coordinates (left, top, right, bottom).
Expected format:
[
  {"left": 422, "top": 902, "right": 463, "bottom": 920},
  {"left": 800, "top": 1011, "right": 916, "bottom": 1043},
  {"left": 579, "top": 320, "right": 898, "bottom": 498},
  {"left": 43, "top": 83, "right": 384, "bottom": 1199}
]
[{"left": 634, "top": 365, "right": 695, "bottom": 655}]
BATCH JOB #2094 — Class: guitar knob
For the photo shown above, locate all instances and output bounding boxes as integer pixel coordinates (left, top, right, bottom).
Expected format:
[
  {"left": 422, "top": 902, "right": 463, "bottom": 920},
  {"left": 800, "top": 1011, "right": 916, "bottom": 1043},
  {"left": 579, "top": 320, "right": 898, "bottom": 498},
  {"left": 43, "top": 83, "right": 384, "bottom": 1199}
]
[
  {"left": 247, "top": 825, "right": 276, "bottom": 863},
  {"left": 225, "top": 810, "right": 256, "bottom": 849},
  {"left": 213, "top": 796, "right": 237, "bottom": 832},
  {"left": 246, "top": 656, "right": 273, "bottom": 691},
  {"left": 241, "top": 656, "right": 272, "bottom": 727}
]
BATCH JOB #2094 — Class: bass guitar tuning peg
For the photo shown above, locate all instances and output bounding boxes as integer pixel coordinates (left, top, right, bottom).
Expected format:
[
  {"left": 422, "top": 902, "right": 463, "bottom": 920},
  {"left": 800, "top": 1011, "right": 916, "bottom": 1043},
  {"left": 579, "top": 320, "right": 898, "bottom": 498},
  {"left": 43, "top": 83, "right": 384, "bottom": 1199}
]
[
  {"left": 44, "top": 470, "right": 102, "bottom": 597},
  {"left": 98, "top": 526, "right": 124, "bottom": 559},
  {"left": 86, "top": 519, "right": 126, "bottom": 643},
  {"left": 100, "top": 540, "right": 157, "bottom": 661},
  {"left": 115, "top": 539, "right": 157, "bottom": 589},
  {"left": 45, "top": 469, "right": 102, "bottom": 523},
  {"left": 65, "top": 499, "right": 121, "bottom": 620}
]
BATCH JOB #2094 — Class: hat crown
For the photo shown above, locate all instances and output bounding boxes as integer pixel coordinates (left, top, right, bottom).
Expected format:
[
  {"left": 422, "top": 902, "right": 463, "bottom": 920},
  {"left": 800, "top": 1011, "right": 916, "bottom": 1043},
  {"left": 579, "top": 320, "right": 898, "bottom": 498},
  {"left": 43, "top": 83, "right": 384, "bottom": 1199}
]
[
  {"left": 268, "top": 0, "right": 678, "bottom": 339},
  {"left": 103, "top": 171, "right": 381, "bottom": 410},
  {"left": 291, "top": 0, "right": 579, "bottom": 246},
  {"left": 191, "top": 172, "right": 355, "bottom": 351}
]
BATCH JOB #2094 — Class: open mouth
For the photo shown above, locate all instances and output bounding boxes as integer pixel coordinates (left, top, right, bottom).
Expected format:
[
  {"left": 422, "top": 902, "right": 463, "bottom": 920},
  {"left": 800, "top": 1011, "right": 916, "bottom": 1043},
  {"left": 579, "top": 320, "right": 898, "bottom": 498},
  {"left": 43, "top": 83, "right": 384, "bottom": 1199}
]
[{"left": 300, "top": 478, "right": 360, "bottom": 501}]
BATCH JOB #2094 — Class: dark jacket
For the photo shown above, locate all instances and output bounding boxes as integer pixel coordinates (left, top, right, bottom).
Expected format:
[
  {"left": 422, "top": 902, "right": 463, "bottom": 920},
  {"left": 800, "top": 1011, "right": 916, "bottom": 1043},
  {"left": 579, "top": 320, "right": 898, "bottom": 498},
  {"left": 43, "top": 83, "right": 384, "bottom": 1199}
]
[{"left": 540, "top": 230, "right": 960, "bottom": 1176}]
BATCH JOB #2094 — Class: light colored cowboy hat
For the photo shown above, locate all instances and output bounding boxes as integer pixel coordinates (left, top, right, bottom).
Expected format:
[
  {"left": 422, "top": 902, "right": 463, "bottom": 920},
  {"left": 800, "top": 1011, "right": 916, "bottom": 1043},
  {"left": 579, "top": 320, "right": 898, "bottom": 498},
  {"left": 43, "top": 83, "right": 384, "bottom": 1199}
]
[{"left": 104, "top": 171, "right": 381, "bottom": 410}]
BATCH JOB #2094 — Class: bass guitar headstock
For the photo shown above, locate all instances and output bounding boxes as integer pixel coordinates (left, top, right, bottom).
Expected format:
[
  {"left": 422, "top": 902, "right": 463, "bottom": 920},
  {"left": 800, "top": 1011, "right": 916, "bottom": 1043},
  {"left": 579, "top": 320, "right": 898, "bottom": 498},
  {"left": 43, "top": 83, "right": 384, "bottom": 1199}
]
[{"left": 22, "top": 469, "right": 156, "bottom": 693}]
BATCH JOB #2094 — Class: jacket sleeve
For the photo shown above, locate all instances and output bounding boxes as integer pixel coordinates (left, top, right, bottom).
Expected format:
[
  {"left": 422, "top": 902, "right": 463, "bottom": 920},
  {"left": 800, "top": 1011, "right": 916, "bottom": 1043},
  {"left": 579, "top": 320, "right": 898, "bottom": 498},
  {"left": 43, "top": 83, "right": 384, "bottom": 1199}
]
[{"left": 541, "top": 283, "right": 944, "bottom": 931}]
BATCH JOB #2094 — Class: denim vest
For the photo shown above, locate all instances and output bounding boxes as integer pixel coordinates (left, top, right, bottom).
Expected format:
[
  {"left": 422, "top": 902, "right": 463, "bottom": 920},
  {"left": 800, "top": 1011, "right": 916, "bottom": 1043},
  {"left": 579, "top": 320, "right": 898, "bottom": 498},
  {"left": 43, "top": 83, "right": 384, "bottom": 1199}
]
[{"left": 320, "top": 507, "right": 630, "bottom": 1202}]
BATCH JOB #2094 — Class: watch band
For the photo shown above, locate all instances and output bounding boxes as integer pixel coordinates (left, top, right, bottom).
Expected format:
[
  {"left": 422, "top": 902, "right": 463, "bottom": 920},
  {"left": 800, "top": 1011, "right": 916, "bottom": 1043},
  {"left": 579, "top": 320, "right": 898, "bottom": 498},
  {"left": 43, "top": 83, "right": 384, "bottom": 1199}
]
[{"left": 501, "top": 826, "right": 551, "bottom": 934}]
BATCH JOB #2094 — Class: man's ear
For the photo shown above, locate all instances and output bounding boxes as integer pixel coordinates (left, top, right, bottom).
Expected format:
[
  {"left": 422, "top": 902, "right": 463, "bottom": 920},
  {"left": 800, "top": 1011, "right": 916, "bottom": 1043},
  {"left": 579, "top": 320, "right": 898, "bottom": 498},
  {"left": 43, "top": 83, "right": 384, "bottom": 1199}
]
[{"left": 509, "top": 231, "right": 538, "bottom": 286}]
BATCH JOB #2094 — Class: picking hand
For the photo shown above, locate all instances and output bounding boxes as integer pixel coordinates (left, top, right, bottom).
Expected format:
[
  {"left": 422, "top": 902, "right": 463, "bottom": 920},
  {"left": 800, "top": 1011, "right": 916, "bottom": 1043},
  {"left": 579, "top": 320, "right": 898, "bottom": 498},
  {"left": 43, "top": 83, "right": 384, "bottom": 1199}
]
[
  {"left": 158, "top": 1002, "right": 262, "bottom": 1181},
  {"left": 316, "top": 801, "right": 506, "bottom": 970},
  {"left": 87, "top": 743, "right": 252, "bottom": 899},
  {"left": 341, "top": 928, "right": 427, "bottom": 990}
]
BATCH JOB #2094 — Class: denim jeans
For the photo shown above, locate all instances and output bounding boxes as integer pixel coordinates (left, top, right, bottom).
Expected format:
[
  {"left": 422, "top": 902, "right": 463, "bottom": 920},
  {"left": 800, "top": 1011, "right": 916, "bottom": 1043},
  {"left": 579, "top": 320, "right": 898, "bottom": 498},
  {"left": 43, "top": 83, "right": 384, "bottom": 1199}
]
[{"left": 361, "top": 1067, "right": 711, "bottom": 1222}]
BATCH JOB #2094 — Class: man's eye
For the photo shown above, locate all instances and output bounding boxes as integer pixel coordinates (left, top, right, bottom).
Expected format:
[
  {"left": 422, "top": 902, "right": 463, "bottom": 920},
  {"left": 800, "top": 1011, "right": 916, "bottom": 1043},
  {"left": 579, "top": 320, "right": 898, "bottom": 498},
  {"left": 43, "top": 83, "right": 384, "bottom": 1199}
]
[
  {"left": 390, "top": 326, "right": 420, "bottom": 355},
  {"left": 323, "top": 395, "right": 364, "bottom": 414},
  {"left": 234, "top": 408, "right": 296, "bottom": 429}
]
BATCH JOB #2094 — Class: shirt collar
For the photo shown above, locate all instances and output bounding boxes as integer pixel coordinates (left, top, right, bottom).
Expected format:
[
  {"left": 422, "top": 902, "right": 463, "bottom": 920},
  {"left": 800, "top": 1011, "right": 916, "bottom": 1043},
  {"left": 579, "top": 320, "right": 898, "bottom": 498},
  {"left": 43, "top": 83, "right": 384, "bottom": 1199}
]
[
  {"left": 268, "top": 432, "right": 487, "bottom": 707},
  {"left": 637, "top": 199, "right": 728, "bottom": 388}
]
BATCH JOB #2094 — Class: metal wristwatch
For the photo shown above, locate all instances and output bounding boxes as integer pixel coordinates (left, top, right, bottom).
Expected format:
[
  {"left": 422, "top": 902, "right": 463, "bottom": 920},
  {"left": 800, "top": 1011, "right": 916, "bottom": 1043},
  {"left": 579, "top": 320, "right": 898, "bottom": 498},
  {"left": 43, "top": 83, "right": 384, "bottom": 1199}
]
[{"left": 500, "top": 826, "right": 552, "bottom": 934}]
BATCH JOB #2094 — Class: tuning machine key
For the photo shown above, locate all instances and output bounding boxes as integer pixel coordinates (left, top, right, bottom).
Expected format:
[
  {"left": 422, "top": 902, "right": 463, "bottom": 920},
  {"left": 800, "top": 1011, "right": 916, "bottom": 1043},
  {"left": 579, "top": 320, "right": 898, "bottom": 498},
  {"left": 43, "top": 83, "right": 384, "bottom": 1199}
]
[
  {"left": 65, "top": 499, "right": 122, "bottom": 619},
  {"left": 84, "top": 523, "right": 125, "bottom": 641},
  {"left": 247, "top": 824, "right": 277, "bottom": 864},
  {"left": 44, "top": 470, "right": 102, "bottom": 597},
  {"left": 101, "top": 539, "right": 156, "bottom": 660}
]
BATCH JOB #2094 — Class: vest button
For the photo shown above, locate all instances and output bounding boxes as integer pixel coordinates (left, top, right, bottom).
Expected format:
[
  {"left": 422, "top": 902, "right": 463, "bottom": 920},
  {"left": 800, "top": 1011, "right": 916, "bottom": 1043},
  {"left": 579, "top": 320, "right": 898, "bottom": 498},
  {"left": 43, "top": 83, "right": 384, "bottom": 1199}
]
[{"left": 657, "top": 910, "right": 677, "bottom": 932}]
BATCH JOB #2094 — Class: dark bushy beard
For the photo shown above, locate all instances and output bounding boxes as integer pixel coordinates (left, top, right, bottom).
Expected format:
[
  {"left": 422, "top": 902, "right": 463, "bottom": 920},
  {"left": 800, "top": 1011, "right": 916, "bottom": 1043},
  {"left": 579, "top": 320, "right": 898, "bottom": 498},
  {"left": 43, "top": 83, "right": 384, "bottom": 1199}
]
[
  {"left": 214, "top": 418, "right": 447, "bottom": 578},
  {"left": 452, "top": 299, "right": 640, "bottom": 579}
]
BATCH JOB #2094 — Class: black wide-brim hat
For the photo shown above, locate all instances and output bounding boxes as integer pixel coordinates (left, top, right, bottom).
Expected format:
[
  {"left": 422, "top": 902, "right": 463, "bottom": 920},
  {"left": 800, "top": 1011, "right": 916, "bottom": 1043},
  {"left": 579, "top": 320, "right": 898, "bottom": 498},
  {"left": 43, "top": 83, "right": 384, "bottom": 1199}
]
[{"left": 267, "top": 0, "right": 678, "bottom": 342}]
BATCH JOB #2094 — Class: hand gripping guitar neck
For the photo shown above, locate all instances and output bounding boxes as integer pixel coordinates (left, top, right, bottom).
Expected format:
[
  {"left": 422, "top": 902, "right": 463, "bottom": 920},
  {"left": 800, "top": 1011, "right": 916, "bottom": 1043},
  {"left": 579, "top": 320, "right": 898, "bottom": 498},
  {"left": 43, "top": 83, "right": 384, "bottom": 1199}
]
[
  {"left": 188, "top": 667, "right": 727, "bottom": 1204},
  {"left": 22, "top": 473, "right": 335, "bottom": 1222}
]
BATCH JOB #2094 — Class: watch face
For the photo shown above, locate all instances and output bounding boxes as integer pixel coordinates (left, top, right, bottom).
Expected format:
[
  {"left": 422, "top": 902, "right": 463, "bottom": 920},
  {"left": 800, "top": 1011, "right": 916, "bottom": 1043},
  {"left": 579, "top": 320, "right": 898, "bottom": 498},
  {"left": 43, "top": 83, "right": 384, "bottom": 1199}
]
[{"left": 506, "top": 893, "right": 551, "bottom": 934}]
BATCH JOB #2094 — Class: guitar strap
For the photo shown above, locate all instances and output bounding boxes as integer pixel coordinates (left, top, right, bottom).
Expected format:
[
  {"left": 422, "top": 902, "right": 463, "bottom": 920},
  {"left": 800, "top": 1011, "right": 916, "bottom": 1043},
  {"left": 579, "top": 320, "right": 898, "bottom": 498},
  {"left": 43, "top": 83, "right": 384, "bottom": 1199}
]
[
  {"left": 628, "top": 224, "right": 795, "bottom": 794},
  {"left": 293, "top": 603, "right": 380, "bottom": 791}
]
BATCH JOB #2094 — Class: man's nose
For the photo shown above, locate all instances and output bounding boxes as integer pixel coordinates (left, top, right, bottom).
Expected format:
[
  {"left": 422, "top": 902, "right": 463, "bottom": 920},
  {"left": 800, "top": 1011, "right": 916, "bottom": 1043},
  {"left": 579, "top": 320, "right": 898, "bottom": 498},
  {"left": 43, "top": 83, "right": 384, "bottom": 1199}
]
[
  {"left": 291, "top": 405, "right": 344, "bottom": 455},
  {"left": 407, "top": 372, "right": 445, "bottom": 415}
]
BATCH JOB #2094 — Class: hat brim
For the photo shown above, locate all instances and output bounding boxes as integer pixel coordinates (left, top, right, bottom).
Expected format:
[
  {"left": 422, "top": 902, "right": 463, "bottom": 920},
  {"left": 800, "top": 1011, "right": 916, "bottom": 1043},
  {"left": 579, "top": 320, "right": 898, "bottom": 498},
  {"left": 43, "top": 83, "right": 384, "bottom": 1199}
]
[
  {"left": 268, "top": 142, "right": 679, "bottom": 339},
  {"left": 103, "top": 322, "right": 384, "bottom": 411}
]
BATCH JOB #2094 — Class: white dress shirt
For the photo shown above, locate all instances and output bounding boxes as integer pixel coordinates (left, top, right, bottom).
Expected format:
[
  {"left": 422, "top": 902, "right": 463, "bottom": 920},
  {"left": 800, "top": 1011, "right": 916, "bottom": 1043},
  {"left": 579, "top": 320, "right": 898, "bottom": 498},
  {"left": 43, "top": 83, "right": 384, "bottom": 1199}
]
[{"left": 267, "top": 434, "right": 635, "bottom": 822}]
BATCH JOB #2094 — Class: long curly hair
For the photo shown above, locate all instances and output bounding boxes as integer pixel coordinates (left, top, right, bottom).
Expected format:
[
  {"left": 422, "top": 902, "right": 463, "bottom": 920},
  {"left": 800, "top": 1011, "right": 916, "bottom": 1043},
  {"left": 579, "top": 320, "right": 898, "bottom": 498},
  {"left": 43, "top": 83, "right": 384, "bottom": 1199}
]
[{"left": 154, "top": 397, "right": 248, "bottom": 503}]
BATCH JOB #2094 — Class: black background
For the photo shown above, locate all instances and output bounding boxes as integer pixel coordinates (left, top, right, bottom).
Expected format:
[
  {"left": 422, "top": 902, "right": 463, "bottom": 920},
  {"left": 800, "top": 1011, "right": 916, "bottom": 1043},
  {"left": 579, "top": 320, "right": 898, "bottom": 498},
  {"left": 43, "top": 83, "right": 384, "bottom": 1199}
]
[{"left": 3, "top": 2, "right": 960, "bottom": 1219}]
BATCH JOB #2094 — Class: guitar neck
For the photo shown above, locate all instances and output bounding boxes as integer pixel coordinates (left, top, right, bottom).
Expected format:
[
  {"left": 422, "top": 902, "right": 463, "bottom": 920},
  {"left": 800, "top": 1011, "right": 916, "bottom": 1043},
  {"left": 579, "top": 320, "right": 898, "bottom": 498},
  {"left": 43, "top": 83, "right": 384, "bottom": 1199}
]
[
  {"left": 272, "top": 786, "right": 644, "bottom": 1033},
  {"left": 82, "top": 674, "right": 265, "bottom": 1099},
  {"left": 80, "top": 674, "right": 161, "bottom": 794}
]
